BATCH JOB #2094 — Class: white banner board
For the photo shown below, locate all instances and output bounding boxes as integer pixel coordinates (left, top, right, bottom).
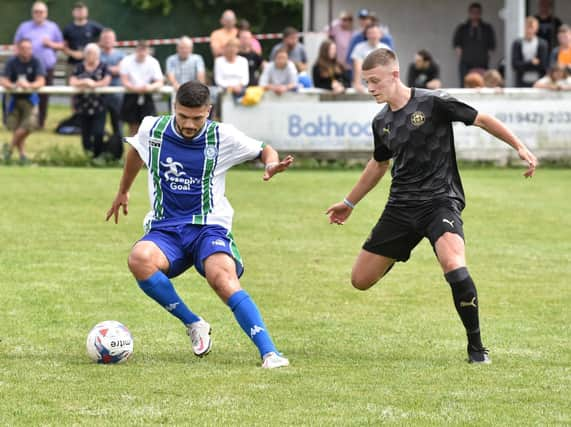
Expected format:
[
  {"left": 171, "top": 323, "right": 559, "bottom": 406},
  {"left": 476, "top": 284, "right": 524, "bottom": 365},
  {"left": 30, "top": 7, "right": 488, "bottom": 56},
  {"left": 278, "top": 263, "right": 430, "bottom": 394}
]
[{"left": 222, "top": 89, "right": 571, "bottom": 161}]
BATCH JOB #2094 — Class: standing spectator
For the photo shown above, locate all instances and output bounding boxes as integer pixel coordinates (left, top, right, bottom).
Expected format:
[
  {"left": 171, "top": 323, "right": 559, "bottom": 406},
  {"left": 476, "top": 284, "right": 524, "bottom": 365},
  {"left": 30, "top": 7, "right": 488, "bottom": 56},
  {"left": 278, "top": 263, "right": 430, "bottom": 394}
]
[
  {"left": 166, "top": 36, "right": 206, "bottom": 90},
  {"left": 407, "top": 49, "right": 442, "bottom": 89},
  {"left": 312, "top": 39, "right": 347, "bottom": 94},
  {"left": 346, "top": 9, "right": 394, "bottom": 77},
  {"left": 327, "top": 10, "right": 354, "bottom": 69},
  {"left": 511, "top": 17, "right": 549, "bottom": 88},
  {"left": 69, "top": 43, "right": 111, "bottom": 160},
  {"left": 453, "top": 2, "right": 496, "bottom": 87},
  {"left": 269, "top": 27, "right": 308, "bottom": 72},
  {"left": 0, "top": 39, "right": 45, "bottom": 164},
  {"left": 214, "top": 38, "right": 249, "bottom": 96},
  {"left": 120, "top": 40, "right": 164, "bottom": 136},
  {"left": 238, "top": 30, "right": 263, "bottom": 86},
  {"left": 210, "top": 10, "right": 238, "bottom": 58},
  {"left": 535, "top": 0, "right": 562, "bottom": 53},
  {"left": 351, "top": 25, "right": 391, "bottom": 93},
  {"left": 237, "top": 19, "right": 262, "bottom": 55},
  {"left": 259, "top": 48, "right": 298, "bottom": 95},
  {"left": 99, "top": 28, "right": 125, "bottom": 142},
  {"left": 533, "top": 64, "right": 571, "bottom": 90},
  {"left": 13, "top": 1, "right": 64, "bottom": 128},
  {"left": 62, "top": 2, "right": 103, "bottom": 75},
  {"left": 549, "top": 25, "right": 571, "bottom": 72}
]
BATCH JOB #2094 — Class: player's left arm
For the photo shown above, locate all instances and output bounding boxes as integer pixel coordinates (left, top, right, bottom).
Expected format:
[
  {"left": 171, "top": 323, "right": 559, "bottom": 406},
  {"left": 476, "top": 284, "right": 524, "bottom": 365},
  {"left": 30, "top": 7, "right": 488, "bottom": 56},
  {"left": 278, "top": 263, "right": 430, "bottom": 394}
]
[
  {"left": 260, "top": 144, "right": 294, "bottom": 181},
  {"left": 473, "top": 112, "right": 537, "bottom": 178}
]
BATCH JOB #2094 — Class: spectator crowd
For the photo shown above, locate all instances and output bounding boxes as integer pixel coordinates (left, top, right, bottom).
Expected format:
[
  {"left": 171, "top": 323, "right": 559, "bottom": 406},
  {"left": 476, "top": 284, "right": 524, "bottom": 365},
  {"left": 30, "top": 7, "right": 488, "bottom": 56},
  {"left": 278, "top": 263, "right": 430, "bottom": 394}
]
[{"left": 2, "top": 0, "right": 570, "bottom": 164}]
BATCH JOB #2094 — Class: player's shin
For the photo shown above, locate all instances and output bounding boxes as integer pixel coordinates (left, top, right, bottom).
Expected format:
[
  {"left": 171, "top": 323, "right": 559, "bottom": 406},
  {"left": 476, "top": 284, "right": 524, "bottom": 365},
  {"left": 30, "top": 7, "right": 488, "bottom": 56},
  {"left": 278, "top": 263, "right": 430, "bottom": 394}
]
[
  {"left": 227, "top": 290, "right": 278, "bottom": 358},
  {"left": 137, "top": 270, "right": 201, "bottom": 326},
  {"left": 445, "top": 267, "right": 484, "bottom": 349}
]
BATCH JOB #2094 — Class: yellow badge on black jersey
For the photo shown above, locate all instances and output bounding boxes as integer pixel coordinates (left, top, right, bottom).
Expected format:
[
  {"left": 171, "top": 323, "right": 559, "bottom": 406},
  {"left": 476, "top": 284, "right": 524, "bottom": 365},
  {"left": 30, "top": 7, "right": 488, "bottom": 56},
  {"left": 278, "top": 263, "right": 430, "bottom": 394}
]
[{"left": 410, "top": 111, "right": 425, "bottom": 127}]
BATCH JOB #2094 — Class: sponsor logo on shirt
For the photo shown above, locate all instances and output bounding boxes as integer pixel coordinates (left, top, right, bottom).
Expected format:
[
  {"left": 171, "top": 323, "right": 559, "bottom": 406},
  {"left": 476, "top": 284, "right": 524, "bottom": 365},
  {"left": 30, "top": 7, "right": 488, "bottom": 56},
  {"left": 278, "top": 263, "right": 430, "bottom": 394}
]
[{"left": 160, "top": 156, "right": 201, "bottom": 191}]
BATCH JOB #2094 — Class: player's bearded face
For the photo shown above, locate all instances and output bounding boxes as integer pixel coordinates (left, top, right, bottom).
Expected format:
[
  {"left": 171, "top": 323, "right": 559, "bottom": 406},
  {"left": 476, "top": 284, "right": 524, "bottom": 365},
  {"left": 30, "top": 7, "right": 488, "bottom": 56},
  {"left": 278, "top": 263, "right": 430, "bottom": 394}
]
[{"left": 174, "top": 103, "right": 211, "bottom": 139}]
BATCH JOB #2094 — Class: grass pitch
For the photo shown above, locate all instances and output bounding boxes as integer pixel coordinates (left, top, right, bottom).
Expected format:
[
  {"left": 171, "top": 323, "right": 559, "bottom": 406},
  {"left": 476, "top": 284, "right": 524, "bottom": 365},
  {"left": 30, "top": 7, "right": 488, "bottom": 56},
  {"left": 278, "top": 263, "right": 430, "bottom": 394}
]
[{"left": 0, "top": 166, "right": 569, "bottom": 426}]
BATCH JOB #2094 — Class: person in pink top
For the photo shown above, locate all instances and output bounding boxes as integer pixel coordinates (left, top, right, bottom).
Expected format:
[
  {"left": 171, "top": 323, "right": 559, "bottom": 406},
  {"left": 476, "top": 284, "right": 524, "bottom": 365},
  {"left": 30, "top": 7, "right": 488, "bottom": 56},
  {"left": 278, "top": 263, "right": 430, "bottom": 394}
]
[{"left": 327, "top": 10, "right": 354, "bottom": 69}]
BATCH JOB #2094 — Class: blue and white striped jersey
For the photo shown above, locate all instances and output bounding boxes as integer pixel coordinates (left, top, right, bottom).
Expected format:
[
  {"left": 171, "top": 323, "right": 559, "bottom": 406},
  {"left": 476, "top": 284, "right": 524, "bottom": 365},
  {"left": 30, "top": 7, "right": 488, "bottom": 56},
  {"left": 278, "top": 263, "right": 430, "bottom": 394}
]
[{"left": 126, "top": 115, "right": 264, "bottom": 231}]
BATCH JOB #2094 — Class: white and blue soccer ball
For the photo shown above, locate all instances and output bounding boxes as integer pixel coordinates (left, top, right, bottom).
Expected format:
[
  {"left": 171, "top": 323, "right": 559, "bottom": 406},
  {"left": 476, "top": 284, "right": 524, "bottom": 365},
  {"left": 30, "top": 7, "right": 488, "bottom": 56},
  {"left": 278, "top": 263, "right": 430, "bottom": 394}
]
[{"left": 86, "top": 320, "right": 133, "bottom": 364}]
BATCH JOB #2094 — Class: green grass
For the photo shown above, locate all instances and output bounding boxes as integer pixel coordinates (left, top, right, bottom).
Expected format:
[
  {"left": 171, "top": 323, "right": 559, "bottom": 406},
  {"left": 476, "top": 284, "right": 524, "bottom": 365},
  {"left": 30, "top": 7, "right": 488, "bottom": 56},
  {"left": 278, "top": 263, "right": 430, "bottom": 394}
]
[{"left": 0, "top": 166, "right": 569, "bottom": 426}]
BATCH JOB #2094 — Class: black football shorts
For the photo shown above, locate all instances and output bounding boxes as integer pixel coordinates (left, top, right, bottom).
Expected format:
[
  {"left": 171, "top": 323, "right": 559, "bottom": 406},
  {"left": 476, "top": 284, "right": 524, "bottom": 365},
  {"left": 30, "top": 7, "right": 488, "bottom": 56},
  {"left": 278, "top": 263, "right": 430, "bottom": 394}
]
[{"left": 362, "top": 199, "right": 465, "bottom": 262}]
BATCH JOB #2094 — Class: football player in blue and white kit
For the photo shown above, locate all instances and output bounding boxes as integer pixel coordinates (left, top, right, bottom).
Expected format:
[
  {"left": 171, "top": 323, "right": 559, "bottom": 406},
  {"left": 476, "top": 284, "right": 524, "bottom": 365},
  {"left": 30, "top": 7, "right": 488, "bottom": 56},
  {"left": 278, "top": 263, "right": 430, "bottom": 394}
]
[{"left": 106, "top": 81, "right": 293, "bottom": 368}]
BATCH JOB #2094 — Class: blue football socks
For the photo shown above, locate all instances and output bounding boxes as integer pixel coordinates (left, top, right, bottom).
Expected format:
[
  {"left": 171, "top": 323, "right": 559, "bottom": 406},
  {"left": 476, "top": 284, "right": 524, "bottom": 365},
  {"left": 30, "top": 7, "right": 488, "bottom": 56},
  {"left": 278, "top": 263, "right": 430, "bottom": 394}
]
[
  {"left": 227, "top": 290, "right": 277, "bottom": 358},
  {"left": 137, "top": 270, "right": 201, "bottom": 326}
]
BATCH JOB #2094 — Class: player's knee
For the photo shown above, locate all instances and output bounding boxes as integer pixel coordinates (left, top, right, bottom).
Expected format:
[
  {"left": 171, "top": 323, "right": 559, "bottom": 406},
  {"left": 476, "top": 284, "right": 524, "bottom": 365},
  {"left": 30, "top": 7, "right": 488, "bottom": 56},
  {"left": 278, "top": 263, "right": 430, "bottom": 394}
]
[
  {"left": 350, "top": 274, "right": 378, "bottom": 291},
  {"left": 127, "top": 246, "right": 154, "bottom": 274}
]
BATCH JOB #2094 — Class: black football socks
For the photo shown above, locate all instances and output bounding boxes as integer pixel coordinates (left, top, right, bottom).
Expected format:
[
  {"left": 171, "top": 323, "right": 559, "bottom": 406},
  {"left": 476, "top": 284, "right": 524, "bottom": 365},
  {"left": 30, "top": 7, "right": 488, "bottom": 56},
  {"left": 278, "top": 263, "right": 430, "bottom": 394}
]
[{"left": 445, "top": 267, "right": 484, "bottom": 350}]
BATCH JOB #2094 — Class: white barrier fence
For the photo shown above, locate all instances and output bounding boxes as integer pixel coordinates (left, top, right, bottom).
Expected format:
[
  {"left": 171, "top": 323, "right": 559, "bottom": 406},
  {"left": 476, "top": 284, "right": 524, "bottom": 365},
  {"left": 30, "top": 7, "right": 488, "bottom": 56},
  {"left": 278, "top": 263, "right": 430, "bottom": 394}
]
[
  {"left": 2, "top": 86, "right": 570, "bottom": 161},
  {"left": 222, "top": 89, "right": 571, "bottom": 162}
]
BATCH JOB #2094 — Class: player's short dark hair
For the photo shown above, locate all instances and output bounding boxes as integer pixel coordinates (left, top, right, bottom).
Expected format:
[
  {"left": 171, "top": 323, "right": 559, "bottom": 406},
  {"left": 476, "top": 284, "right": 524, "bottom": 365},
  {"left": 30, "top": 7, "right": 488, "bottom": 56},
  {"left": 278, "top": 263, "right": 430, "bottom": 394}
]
[
  {"left": 176, "top": 81, "right": 211, "bottom": 108},
  {"left": 362, "top": 48, "right": 398, "bottom": 71}
]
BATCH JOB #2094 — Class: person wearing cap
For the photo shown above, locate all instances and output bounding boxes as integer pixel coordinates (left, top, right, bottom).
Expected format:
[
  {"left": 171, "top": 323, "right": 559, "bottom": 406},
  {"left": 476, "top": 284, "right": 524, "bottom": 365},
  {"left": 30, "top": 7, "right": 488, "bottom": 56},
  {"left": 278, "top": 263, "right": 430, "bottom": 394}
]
[
  {"left": 346, "top": 9, "right": 394, "bottom": 78},
  {"left": 327, "top": 10, "right": 354, "bottom": 69}
]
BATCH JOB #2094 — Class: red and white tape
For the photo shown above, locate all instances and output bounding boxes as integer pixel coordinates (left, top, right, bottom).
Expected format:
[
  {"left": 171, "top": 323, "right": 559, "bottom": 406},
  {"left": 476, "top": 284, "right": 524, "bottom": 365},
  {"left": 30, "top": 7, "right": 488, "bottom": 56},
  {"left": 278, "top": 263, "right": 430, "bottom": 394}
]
[{"left": 0, "top": 32, "right": 290, "bottom": 51}]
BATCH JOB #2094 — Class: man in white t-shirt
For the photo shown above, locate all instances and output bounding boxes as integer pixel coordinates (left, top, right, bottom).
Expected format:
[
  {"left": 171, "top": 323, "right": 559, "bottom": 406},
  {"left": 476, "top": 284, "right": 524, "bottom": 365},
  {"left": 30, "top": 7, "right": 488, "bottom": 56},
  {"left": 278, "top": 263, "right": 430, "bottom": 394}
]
[
  {"left": 106, "top": 81, "right": 293, "bottom": 369},
  {"left": 351, "top": 25, "right": 391, "bottom": 93},
  {"left": 120, "top": 40, "right": 164, "bottom": 136}
]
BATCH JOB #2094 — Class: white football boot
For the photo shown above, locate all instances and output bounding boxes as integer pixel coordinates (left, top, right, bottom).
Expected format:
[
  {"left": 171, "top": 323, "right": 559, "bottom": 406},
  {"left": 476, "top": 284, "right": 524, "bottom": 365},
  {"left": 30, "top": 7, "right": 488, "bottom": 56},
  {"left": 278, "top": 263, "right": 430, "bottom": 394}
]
[
  {"left": 187, "top": 319, "right": 212, "bottom": 357},
  {"left": 261, "top": 352, "right": 290, "bottom": 369}
]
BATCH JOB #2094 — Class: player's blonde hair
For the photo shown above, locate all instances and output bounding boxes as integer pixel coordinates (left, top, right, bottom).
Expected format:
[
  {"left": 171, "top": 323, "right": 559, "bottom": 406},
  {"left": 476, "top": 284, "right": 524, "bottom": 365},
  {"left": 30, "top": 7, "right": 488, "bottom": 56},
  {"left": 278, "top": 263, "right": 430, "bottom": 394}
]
[{"left": 362, "top": 48, "right": 398, "bottom": 71}]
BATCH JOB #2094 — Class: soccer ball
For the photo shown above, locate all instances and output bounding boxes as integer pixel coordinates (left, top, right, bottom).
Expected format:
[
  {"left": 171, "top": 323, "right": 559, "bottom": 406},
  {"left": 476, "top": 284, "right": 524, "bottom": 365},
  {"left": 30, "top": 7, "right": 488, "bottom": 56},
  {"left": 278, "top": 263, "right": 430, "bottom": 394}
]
[{"left": 86, "top": 320, "right": 134, "bottom": 364}]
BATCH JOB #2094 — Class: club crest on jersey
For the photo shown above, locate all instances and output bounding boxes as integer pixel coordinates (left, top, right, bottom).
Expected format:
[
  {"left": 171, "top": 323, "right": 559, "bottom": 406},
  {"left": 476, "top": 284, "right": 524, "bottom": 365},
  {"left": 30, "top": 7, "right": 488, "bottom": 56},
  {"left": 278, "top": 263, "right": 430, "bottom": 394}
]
[
  {"left": 205, "top": 146, "right": 218, "bottom": 160},
  {"left": 410, "top": 111, "right": 426, "bottom": 127}
]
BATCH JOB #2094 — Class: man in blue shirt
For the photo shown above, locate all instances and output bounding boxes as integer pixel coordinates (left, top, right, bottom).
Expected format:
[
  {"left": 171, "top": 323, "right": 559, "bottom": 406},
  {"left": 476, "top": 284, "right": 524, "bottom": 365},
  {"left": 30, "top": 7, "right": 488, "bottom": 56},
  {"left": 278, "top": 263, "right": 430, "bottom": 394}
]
[
  {"left": 106, "top": 81, "right": 294, "bottom": 368},
  {"left": 63, "top": 2, "right": 103, "bottom": 71}
]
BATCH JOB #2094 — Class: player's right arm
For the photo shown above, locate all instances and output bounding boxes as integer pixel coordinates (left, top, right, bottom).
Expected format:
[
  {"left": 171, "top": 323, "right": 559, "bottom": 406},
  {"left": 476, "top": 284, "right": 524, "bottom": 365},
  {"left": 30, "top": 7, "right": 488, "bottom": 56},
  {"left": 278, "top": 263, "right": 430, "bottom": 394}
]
[
  {"left": 106, "top": 147, "right": 144, "bottom": 224},
  {"left": 326, "top": 159, "right": 390, "bottom": 225}
]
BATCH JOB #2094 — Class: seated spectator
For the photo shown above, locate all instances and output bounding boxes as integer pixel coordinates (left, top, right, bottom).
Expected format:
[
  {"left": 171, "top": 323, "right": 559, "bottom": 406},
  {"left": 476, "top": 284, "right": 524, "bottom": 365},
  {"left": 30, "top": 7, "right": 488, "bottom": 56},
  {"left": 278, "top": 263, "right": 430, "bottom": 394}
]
[
  {"left": 327, "top": 10, "right": 354, "bottom": 69},
  {"left": 483, "top": 69, "right": 504, "bottom": 89},
  {"left": 511, "top": 16, "right": 549, "bottom": 87},
  {"left": 238, "top": 19, "right": 262, "bottom": 55},
  {"left": 210, "top": 9, "right": 238, "bottom": 58},
  {"left": 119, "top": 40, "right": 164, "bottom": 136},
  {"left": 0, "top": 38, "right": 45, "bottom": 164},
  {"left": 270, "top": 27, "right": 308, "bottom": 72},
  {"left": 533, "top": 64, "right": 571, "bottom": 90},
  {"left": 259, "top": 48, "right": 298, "bottom": 95},
  {"left": 238, "top": 30, "right": 264, "bottom": 86},
  {"left": 464, "top": 70, "right": 485, "bottom": 88},
  {"left": 214, "top": 38, "right": 249, "bottom": 96},
  {"left": 166, "top": 36, "right": 206, "bottom": 91},
  {"left": 351, "top": 24, "right": 391, "bottom": 93},
  {"left": 549, "top": 24, "right": 571, "bottom": 72},
  {"left": 407, "top": 49, "right": 442, "bottom": 89},
  {"left": 312, "top": 39, "right": 347, "bottom": 94},
  {"left": 69, "top": 43, "right": 111, "bottom": 160}
]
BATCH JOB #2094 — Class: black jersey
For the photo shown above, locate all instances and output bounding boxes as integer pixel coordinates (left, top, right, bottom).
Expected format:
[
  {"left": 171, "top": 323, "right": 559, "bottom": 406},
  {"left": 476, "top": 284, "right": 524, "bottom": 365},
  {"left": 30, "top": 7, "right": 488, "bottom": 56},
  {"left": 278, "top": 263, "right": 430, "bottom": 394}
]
[{"left": 372, "top": 88, "right": 477, "bottom": 209}]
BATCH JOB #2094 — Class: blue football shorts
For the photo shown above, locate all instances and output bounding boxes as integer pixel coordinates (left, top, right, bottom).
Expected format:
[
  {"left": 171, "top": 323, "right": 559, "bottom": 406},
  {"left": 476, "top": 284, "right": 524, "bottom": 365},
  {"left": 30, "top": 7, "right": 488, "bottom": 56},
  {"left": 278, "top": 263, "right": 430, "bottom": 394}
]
[{"left": 139, "top": 223, "right": 244, "bottom": 279}]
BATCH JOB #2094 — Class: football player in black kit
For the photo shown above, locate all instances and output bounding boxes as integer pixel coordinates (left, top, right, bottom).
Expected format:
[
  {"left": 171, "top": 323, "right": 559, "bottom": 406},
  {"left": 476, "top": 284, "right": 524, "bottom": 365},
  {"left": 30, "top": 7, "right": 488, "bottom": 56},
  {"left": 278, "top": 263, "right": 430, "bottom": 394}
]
[{"left": 326, "top": 48, "right": 537, "bottom": 364}]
